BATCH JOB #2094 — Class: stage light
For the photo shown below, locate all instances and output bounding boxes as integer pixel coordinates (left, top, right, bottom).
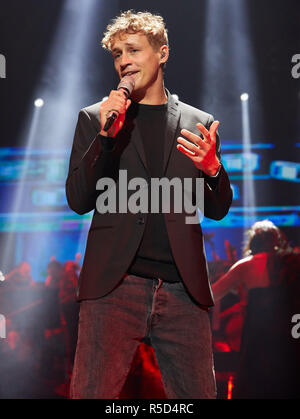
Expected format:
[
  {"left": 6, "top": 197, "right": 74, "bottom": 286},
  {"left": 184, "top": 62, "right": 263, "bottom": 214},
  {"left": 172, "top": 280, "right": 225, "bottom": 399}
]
[
  {"left": 241, "top": 92, "right": 256, "bottom": 227},
  {"left": 222, "top": 152, "right": 260, "bottom": 172},
  {"left": 270, "top": 161, "right": 300, "bottom": 182},
  {"left": 200, "top": 0, "right": 259, "bottom": 230},
  {"left": 200, "top": 0, "right": 259, "bottom": 116},
  {"left": 34, "top": 98, "right": 44, "bottom": 108},
  {"left": 240, "top": 93, "right": 249, "bottom": 101},
  {"left": 0, "top": 0, "right": 101, "bottom": 277}
]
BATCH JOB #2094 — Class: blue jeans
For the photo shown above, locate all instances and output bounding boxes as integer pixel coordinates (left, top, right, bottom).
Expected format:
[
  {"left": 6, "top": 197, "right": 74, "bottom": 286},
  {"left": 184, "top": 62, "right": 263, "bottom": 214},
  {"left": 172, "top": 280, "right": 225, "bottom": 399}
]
[{"left": 70, "top": 275, "right": 216, "bottom": 399}]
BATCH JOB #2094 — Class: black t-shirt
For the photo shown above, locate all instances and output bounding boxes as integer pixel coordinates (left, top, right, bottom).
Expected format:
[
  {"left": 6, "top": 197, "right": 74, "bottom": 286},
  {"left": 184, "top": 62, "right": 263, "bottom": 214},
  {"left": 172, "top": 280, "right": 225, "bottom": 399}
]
[{"left": 127, "top": 101, "right": 182, "bottom": 283}]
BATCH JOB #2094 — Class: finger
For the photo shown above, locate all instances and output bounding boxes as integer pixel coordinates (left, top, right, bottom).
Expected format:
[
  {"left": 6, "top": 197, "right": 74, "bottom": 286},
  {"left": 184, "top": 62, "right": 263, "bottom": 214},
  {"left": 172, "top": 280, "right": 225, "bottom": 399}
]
[
  {"left": 125, "top": 99, "right": 131, "bottom": 111},
  {"left": 176, "top": 143, "right": 197, "bottom": 158},
  {"left": 107, "top": 92, "right": 127, "bottom": 107},
  {"left": 180, "top": 129, "right": 203, "bottom": 148},
  {"left": 176, "top": 143, "right": 206, "bottom": 168},
  {"left": 110, "top": 89, "right": 125, "bottom": 99},
  {"left": 196, "top": 123, "right": 210, "bottom": 143},
  {"left": 209, "top": 120, "right": 220, "bottom": 143},
  {"left": 177, "top": 137, "right": 199, "bottom": 155},
  {"left": 177, "top": 143, "right": 205, "bottom": 159},
  {"left": 108, "top": 97, "right": 128, "bottom": 115}
]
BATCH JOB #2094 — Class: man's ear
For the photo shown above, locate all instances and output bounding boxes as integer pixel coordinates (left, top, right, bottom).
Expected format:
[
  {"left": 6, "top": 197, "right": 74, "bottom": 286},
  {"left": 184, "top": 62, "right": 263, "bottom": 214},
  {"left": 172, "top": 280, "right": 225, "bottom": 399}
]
[{"left": 159, "top": 45, "right": 169, "bottom": 64}]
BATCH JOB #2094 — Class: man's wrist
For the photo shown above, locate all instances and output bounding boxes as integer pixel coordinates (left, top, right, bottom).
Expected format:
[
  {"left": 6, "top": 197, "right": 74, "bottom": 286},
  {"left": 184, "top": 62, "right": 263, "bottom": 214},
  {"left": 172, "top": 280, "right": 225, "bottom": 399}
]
[{"left": 205, "top": 160, "right": 222, "bottom": 177}]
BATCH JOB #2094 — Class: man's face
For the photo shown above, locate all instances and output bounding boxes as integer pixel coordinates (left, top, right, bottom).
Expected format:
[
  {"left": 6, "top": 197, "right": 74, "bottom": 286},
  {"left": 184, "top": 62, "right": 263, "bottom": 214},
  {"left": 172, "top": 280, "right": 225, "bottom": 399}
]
[{"left": 111, "top": 32, "right": 166, "bottom": 99}]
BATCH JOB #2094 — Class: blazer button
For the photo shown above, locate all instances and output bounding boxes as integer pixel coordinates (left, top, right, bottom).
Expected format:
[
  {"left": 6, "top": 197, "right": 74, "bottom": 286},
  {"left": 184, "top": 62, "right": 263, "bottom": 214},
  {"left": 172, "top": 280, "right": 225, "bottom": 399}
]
[{"left": 137, "top": 216, "right": 145, "bottom": 225}]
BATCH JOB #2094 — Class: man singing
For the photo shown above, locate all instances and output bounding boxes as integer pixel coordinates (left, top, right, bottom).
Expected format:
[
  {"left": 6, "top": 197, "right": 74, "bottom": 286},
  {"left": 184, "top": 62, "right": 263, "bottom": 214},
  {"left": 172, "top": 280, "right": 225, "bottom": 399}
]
[{"left": 66, "top": 10, "right": 232, "bottom": 399}]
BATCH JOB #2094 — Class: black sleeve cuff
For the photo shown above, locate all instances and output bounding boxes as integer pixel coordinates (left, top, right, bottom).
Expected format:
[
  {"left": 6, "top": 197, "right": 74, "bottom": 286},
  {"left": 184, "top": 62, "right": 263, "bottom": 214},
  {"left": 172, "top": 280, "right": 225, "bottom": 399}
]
[
  {"left": 203, "top": 164, "right": 222, "bottom": 190},
  {"left": 97, "top": 133, "right": 116, "bottom": 152}
]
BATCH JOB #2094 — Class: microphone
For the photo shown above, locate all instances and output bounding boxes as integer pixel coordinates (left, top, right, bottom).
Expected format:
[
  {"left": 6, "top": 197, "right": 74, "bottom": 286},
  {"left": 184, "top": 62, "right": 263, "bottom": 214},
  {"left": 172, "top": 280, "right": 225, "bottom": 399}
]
[{"left": 103, "top": 75, "right": 135, "bottom": 132}]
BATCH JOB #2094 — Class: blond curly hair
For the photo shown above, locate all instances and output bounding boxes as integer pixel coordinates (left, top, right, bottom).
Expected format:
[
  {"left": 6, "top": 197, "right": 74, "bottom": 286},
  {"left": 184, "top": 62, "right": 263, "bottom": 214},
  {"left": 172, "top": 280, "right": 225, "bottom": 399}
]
[{"left": 101, "top": 10, "right": 169, "bottom": 51}]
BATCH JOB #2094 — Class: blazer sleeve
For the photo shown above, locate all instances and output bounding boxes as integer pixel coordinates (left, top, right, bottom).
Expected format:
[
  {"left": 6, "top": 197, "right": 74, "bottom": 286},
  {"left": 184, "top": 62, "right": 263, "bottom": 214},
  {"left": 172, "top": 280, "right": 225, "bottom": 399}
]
[
  {"left": 65, "top": 109, "right": 115, "bottom": 215},
  {"left": 202, "top": 114, "right": 233, "bottom": 221}
]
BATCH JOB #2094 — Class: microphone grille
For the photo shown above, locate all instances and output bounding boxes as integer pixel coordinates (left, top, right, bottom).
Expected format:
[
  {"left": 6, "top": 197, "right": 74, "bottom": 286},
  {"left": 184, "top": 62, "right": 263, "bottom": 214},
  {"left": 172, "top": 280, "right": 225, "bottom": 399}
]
[{"left": 117, "top": 75, "right": 135, "bottom": 96}]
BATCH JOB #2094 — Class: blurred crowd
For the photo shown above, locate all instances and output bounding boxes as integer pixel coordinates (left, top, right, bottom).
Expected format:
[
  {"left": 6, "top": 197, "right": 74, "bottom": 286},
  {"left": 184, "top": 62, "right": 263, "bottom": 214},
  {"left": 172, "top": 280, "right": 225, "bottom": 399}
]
[
  {"left": 0, "top": 255, "right": 81, "bottom": 398},
  {"left": 0, "top": 220, "right": 299, "bottom": 399}
]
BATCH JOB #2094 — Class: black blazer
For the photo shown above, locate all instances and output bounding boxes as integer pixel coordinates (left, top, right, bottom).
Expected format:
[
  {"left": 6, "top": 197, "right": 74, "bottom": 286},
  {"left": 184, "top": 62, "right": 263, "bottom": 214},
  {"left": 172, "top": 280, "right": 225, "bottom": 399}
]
[{"left": 66, "top": 91, "right": 232, "bottom": 306}]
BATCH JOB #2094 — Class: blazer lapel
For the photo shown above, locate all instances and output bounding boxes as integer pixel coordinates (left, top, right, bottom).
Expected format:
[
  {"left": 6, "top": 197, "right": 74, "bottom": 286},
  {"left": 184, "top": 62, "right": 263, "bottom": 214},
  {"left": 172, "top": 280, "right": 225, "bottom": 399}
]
[
  {"left": 130, "top": 119, "right": 149, "bottom": 174},
  {"left": 163, "top": 91, "right": 181, "bottom": 175},
  {"left": 124, "top": 103, "right": 149, "bottom": 174}
]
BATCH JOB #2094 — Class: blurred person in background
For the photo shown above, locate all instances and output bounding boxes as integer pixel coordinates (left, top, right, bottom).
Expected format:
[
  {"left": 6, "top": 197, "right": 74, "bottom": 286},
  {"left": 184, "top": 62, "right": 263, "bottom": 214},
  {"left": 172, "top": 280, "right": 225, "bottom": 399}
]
[{"left": 212, "top": 220, "right": 300, "bottom": 398}]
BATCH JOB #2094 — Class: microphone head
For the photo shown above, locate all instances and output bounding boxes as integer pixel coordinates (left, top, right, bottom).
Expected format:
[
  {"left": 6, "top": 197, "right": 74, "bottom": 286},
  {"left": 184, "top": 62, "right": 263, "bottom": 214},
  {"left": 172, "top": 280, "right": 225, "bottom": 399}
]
[{"left": 117, "top": 75, "right": 135, "bottom": 97}]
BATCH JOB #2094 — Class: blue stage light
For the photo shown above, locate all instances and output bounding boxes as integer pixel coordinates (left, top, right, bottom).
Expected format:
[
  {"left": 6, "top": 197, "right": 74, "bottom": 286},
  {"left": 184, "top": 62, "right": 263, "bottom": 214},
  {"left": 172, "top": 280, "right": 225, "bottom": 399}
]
[
  {"left": 270, "top": 161, "right": 300, "bottom": 182},
  {"left": 222, "top": 152, "right": 261, "bottom": 172}
]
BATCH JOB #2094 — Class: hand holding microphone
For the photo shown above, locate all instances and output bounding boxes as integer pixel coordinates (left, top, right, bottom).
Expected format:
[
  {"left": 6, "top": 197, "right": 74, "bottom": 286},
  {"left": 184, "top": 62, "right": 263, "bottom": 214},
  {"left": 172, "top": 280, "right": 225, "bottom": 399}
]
[{"left": 99, "top": 75, "right": 135, "bottom": 138}]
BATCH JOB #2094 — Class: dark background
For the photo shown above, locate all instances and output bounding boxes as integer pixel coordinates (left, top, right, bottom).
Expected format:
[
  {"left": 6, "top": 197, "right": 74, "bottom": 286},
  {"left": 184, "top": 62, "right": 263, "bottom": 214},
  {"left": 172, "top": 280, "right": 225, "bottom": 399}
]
[
  {"left": 1, "top": 0, "right": 299, "bottom": 146},
  {"left": 0, "top": 0, "right": 299, "bottom": 399}
]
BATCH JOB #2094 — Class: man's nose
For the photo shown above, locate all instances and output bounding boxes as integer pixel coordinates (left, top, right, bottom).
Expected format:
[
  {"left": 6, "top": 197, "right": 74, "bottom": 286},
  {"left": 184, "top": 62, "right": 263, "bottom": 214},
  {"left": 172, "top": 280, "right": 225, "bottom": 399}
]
[{"left": 119, "top": 52, "right": 132, "bottom": 69}]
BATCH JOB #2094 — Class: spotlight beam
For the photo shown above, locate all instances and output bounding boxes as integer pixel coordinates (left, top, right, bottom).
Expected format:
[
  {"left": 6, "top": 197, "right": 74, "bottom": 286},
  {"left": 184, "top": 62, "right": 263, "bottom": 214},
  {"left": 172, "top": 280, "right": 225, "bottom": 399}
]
[{"left": 241, "top": 93, "right": 256, "bottom": 228}]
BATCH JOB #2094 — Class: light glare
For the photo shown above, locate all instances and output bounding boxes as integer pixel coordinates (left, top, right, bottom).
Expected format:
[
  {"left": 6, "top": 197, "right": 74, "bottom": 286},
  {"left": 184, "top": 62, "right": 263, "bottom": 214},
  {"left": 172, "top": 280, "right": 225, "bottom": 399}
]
[
  {"left": 34, "top": 98, "right": 44, "bottom": 108},
  {"left": 240, "top": 93, "right": 249, "bottom": 101}
]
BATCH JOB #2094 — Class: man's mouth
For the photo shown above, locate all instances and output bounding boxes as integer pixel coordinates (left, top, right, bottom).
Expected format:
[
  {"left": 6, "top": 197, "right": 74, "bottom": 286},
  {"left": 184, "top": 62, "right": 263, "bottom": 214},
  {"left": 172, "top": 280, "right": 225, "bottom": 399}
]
[{"left": 122, "top": 71, "right": 139, "bottom": 78}]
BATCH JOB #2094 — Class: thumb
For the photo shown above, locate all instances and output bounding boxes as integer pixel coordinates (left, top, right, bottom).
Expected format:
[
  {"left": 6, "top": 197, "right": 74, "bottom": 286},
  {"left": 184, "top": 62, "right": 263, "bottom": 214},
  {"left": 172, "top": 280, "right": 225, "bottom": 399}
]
[{"left": 125, "top": 99, "right": 132, "bottom": 111}]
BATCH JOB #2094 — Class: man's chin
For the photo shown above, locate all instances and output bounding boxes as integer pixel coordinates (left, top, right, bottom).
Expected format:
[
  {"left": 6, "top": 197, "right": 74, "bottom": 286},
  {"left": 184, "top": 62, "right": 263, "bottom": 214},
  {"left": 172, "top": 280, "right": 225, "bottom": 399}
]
[{"left": 131, "top": 86, "right": 146, "bottom": 102}]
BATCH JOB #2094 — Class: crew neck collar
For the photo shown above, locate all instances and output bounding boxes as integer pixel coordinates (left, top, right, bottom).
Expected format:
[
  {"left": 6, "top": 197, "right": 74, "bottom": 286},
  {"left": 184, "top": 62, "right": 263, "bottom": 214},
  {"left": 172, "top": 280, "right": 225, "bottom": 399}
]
[{"left": 133, "top": 100, "right": 168, "bottom": 110}]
